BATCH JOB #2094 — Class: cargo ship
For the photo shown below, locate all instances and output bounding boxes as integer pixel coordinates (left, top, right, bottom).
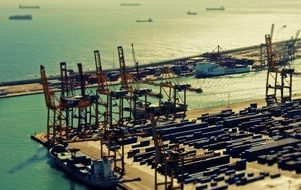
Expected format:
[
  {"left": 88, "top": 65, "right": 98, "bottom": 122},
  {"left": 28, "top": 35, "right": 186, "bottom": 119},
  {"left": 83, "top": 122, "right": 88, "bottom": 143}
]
[
  {"left": 195, "top": 62, "right": 250, "bottom": 78},
  {"left": 136, "top": 18, "right": 153, "bottom": 22},
  {"left": 206, "top": 6, "right": 225, "bottom": 11},
  {"left": 19, "top": 5, "right": 40, "bottom": 9},
  {"left": 187, "top": 11, "right": 197, "bottom": 15},
  {"left": 120, "top": 2, "right": 141, "bottom": 6},
  {"left": 49, "top": 145, "right": 119, "bottom": 189},
  {"left": 9, "top": 15, "right": 32, "bottom": 20}
]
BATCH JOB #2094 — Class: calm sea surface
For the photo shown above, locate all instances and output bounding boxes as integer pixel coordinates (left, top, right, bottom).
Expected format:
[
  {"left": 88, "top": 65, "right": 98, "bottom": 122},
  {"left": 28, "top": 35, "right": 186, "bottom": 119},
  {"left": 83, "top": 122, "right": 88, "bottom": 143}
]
[{"left": 1, "top": 0, "right": 301, "bottom": 189}]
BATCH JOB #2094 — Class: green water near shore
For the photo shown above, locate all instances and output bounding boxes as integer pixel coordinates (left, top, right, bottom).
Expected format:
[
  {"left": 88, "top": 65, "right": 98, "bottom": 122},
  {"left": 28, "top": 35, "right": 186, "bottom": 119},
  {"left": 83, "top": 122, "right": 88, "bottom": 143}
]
[{"left": 0, "top": 95, "right": 91, "bottom": 189}]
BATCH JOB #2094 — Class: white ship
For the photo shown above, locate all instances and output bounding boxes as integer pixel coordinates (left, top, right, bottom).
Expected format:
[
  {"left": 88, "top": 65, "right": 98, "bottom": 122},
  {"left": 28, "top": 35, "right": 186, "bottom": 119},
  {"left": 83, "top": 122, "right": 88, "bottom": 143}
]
[{"left": 195, "top": 62, "right": 250, "bottom": 78}]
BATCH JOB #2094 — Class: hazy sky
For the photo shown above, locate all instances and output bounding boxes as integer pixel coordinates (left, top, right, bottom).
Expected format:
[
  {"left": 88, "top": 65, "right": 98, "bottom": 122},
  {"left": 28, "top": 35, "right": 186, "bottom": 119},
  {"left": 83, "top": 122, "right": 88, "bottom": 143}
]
[{"left": 1, "top": 0, "right": 301, "bottom": 6}]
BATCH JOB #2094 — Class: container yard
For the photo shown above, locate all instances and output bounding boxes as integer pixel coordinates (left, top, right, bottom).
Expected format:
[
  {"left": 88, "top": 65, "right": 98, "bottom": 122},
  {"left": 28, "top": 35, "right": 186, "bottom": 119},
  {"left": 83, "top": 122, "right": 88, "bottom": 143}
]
[
  {"left": 26, "top": 33, "right": 301, "bottom": 190},
  {"left": 2, "top": 1, "right": 301, "bottom": 190}
]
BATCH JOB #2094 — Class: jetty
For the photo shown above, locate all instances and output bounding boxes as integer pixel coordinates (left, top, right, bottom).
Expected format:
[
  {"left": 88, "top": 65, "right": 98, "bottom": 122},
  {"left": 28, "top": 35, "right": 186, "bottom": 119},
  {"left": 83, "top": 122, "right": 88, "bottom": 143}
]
[{"left": 1, "top": 38, "right": 301, "bottom": 99}]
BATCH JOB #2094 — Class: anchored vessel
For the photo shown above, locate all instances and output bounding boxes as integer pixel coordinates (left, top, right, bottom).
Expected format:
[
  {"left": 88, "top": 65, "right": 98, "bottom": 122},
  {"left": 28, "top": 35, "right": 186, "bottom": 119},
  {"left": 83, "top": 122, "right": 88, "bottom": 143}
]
[
  {"left": 206, "top": 6, "right": 225, "bottom": 11},
  {"left": 195, "top": 62, "right": 250, "bottom": 78},
  {"left": 49, "top": 145, "right": 119, "bottom": 189},
  {"left": 120, "top": 2, "right": 141, "bottom": 6},
  {"left": 136, "top": 18, "right": 153, "bottom": 22},
  {"left": 19, "top": 5, "right": 40, "bottom": 9},
  {"left": 187, "top": 11, "right": 197, "bottom": 15},
  {"left": 9, "top": 15, "right": 32, "bottom": 20}
]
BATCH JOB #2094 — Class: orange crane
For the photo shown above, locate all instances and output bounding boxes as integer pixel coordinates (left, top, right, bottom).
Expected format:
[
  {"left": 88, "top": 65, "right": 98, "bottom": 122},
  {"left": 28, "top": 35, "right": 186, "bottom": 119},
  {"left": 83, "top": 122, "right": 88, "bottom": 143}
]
[
  {"left": 59, "top": 62, "right": 98, "bottom": 140},
  {"left": 117, "top": 45, "right": 201, "bottom": 120},
  {"left": 145, "top": 67, "right": 202, "bottom": 120},
  {"left": 40, "top": 65, "right": 65, "bottom": 145},
  {"left": 117, "top": 46, "right": 162, "bottom": 123},
  {"left": 94, "top": 50, "right": 131, "bottom": 127},
  {"left": 94, "top": 50, "right": 137, "bottom": 177},
  {"left": 41, "top": 63, "right": 100, "bottom": 145}
]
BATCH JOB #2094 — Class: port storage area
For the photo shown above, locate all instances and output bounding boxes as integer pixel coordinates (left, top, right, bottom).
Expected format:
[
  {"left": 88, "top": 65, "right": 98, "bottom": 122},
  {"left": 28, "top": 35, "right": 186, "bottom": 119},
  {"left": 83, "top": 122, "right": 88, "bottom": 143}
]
[{"left": 31, "top": 98, "right": 301, "bottom": 190}]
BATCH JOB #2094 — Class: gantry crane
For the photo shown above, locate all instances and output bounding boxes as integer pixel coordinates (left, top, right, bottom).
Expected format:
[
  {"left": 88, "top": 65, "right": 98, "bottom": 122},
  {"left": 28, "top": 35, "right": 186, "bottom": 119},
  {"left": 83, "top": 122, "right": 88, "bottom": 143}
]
[
  {"left": 94, "top": 50, "right": 131, "bottom": 127},
  {"left": 76, "top": 63, "right": 99, "bottom": 136},
  {"left": 145, "top": 67, "right": 202, "bottom": 120},
  {"left": 118, "top": 45, "right": 202, "bottom": 120},
  {"left": 40, "top": 63, "right": 100, "bottom": 146},
  {"left": 59, "top": 62, "right": 99, "bottom": 140},
  {"left": 60, "top": 62, "right": 77, "bottom": 98},
  {"left": 117, "top": 46, "right": 162, "bottom": 123},
  {"left": 150, "top": 115, "right": 184, "bottom": 190},
  {"left": 94, "top": 50, "right": 137, "bottom": 177},
  {"left": 265, "top": 34, "right": 294, "bottom": 104},
  {"left": 40, "top": 65, "right": 65, "bottom": 146}
]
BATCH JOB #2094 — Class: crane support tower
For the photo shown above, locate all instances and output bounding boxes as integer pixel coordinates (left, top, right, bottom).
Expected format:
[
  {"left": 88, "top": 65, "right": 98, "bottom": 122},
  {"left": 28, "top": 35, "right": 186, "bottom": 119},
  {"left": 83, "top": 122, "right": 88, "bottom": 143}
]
[
  {"left": 117, "top": 46, "right": 162, "bottom": 123},
  {"left": 265, "top": 34, "right": 294, "bottom": 104},
  {"left": 40, "top": 63, "right": 100, "bottom": 146},
  {"left": 150, "top": 115, "right": 184, "bottom": 190},
  {"left": 40, "top": 65, "right": 65, "bottom": 146},
  {"left": 94, "top": 50, "right": 138, "bottom": 177}
]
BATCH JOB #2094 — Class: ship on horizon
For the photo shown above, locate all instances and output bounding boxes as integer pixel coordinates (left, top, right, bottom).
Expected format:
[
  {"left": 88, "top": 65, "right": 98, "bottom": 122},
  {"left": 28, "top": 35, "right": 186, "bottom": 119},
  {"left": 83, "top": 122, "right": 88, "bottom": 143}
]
[
  {"left": 120, "top": 2, "right": 141, "bottom": 6},
  {"left": 187, "top": 11, "right": 197, "bottom": 15},
  {"left": 136, "top": 18, "right": 153, "bottom": 22},
  {"left": 9, "top": 14, "right": 32, "bottom": 20},
  {"left": 206, "top": 6, "right": 225, "bottom": 11},
  {"left": 19, "top": 5, "right": 40, "bottom": 9}
]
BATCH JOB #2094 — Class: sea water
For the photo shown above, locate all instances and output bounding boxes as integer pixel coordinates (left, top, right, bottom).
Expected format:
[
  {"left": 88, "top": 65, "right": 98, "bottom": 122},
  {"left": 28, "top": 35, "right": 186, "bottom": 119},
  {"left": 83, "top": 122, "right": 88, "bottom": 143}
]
[{"left": 1, "top": 0, "right": 301, "bottom": 189}]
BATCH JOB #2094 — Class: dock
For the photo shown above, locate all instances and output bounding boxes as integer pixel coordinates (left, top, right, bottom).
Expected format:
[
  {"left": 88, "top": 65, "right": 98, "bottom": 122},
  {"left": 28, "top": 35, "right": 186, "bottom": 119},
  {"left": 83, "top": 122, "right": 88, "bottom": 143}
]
[
  {"left": 31, "top": 96, "right": 301, "bottom": 190},
  {"left": 13, "top": 37, "right": 301, "bottom": 190},
  {"left": 1, "top": 38, "right": 301, "bottom": 99}
]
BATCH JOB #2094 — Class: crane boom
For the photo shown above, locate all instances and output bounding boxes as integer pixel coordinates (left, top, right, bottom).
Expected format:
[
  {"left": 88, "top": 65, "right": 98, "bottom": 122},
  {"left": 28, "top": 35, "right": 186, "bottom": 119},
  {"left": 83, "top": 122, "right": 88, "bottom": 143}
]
[
  {"left": 131, "top": 43, "right": 137, "bottom": 65},
  {"left": 270, "top": 23, "right": 275, "bottom": 41},
  {"left": 118, "top": 46, "right": 128, "bottom": 89},
  {"left": 40, "top": 65, "right": 58, "bottom": 109},
  {"left": 94, "top": 50, "right": 102, "bottom": 73},
  {"left": 265, "top": 34, "right": 276, "bottom": 70}
]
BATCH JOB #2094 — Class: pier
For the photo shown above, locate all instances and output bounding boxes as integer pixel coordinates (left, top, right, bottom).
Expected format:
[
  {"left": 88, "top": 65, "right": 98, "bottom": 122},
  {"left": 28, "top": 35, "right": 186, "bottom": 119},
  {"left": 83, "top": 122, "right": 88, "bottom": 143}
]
[
  {"left": 31, "top": 95, "right": 301, "bottom": 190},
  {"left": 6, "top": 37, "right": 301, "bottom": 190},
  {"left": 1, "top": 38, "right": 301, "bottom": 99}
]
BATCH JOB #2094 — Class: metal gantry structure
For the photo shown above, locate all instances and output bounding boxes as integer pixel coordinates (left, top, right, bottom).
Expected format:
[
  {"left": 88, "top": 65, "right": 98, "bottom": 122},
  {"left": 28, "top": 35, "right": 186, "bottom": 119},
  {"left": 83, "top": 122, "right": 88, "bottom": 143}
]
[
  {"left": 265, "top": 34, "right": 294, "bottom": 104},
  {"left": 94, "top": 50, "right": 130, "bottom": 128},
  {"left": 145, "top": 67, "right": 202, "bottom": 120},
  {"left": 117, "top": 46, "right": 162, "bottom": 123},
  {"left": 40, "top": 65, "right": 65, "bottom": 145},
  {"left": 150, "top": 115, "right": 184, "bottom": 190},
  {"left": 40, "top": 63, "right": 99, "bottom": 146},
  {"left": 40, "top": 45, "right": 203, "bottom": 180},
  {"left": 93, "top": 50, "right": 133, "bottom": 177},
  {"left": 59, "top": 62, "right": 99, "bottom": 141}
]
